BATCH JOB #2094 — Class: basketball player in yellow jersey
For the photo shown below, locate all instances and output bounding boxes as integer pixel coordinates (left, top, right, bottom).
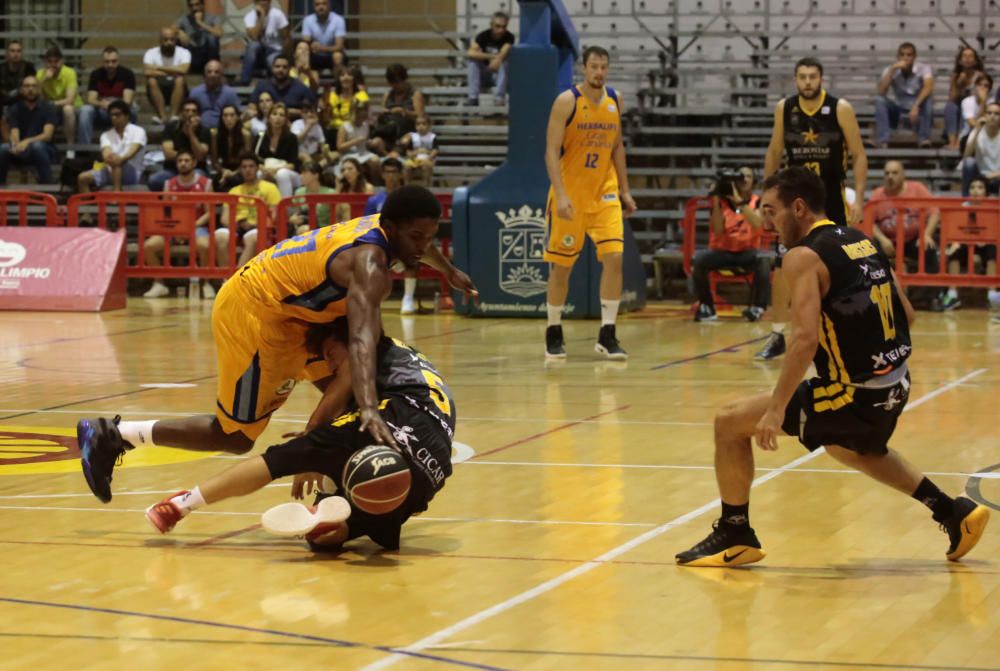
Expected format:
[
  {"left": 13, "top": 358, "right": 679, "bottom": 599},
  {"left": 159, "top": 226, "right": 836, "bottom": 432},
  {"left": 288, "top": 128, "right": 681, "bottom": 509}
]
[
  {"left": 544, "top": 45, "right": 637, "bottom": 360},
  {"left": 76, "top": 186, "right": 478, "bottom": 504}
]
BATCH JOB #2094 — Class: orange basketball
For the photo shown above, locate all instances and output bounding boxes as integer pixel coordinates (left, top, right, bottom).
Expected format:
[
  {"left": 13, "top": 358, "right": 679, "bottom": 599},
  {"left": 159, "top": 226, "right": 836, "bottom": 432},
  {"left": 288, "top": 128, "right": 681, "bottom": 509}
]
[{"left": 342, "top": 445, "right": 412, "bottom": 515}]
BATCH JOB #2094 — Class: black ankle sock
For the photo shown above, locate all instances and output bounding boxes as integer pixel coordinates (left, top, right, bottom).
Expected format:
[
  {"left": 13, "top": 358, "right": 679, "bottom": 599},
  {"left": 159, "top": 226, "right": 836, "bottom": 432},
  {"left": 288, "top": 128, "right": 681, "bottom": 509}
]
[
  {"left": 720, "top": 501, "right": 750, "bottom": 527},
  {"left": 912, "top": 477, "right": 955, "bottom": 521}
]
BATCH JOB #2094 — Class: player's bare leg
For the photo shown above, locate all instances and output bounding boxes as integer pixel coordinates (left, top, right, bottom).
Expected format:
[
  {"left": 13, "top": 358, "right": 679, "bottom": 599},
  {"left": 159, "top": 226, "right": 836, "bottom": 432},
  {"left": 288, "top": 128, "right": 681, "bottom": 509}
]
[
  {"left": 545, "top": 262, "right": 573, "bottom": 358},
  {"left": 596, "top": 251, "right": 626, "bottom": 360}
]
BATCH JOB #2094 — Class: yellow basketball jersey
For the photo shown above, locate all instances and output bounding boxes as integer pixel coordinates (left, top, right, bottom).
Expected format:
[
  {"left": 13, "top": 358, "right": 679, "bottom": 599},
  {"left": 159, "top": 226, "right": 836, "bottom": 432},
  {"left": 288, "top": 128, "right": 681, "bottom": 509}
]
[
  {"left": 235, "top": 213, "right": 389, "bottom": 323},
  {"left": 554, "top": 85, "right": 621, "bottom": 211}
]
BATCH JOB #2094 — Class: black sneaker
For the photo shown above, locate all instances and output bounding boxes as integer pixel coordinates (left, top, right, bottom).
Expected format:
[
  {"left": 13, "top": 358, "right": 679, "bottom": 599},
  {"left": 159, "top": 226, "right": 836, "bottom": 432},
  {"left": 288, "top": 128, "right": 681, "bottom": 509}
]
[
  {"left": 77, "top": 415, "right": 132, "bottom": 503},
  {"left": 545, "top": 325, "right": 566, "bottom": 359},
  {"left": 942, "top": 496, "right": 990, "bottom": 561},
  {"left": 754, "top": 332, "right": 786, "bottom": 360},
  {"left": 595, "top": 324, "right": 627, "bottom": 360},
  {"left": 694, "top": 304, "right": 718, "bottom": 322},
  {"left": 742, "top": 306, "right": 766, "bottom": 322},
  {"left": 676, "top": 520, "right": 766, "bottom": 567}
]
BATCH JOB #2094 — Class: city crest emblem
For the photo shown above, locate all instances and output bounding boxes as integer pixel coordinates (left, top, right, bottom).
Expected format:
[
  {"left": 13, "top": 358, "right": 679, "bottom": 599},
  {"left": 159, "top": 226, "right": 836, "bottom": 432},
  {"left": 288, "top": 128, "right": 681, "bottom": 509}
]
[{"left": 496, "top": 205, "right": 547, "bottom": 297}]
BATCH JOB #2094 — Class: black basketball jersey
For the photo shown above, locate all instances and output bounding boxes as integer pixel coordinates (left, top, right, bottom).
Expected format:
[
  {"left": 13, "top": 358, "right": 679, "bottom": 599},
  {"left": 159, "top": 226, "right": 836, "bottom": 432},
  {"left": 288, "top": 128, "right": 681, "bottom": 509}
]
[
  {"left": 371, "top": 336, "right": 457, "bottom": 437},
  {"left": 799, "top": 222, "right": 912, "bottom": 388},
  {"left": 782, "top": 91, "right": 847, "bottom": 184}
]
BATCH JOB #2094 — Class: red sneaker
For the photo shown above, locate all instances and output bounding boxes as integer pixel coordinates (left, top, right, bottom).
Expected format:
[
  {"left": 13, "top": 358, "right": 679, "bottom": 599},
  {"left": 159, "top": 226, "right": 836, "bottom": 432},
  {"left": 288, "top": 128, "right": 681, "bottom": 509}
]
[{"left": 145, "top": 491, "right": 188, "bottom": 534}]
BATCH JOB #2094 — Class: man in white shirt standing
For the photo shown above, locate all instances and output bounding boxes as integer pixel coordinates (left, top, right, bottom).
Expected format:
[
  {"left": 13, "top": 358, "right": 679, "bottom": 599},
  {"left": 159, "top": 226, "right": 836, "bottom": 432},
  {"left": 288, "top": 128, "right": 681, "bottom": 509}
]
[
  {"left": 301, "top": 0, "right": 346, "bottom": 73},
  {"left": 143, "top": 26, "right": 192, "bottom": 124},
  {"left": 77, "top": 99, "right": 147, "bottom": 193},
  {"left": 240, "top": 0, "right": 289, "bottom": 85},
  {"left": 961, "top": 101, "right": 1000, "bottom": 195}
]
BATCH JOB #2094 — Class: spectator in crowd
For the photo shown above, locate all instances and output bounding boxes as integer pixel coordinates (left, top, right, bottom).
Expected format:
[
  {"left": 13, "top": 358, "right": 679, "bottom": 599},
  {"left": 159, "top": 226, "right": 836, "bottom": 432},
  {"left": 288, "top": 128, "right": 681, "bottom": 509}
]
[
  {"left": 176, "top": 0, "right": 222, "bottom": 75},
  {"left": 961, "top": 101, "right": 1000, "bottom": 195},
  {"left": 77, "top": 98, "right": 146, "bottom": 193},
  {"left": 361, "top": 156, "right": 415, "bottom": 313},
  {"left": 466, "top": 11, "right": 514, "bottom": 106},
  {"left": 945, "top": 46, "right": 985, "bottom": 150},
  {"left": 36, "top": 45, "right": 81, "bottom": 151},
  {"left": 0, "top": 75, "right": 58, "bottom": 183},
  {"left": 288, "top": 161, "right": 336, "bottom": 233},
  {"left": 401, "top": 114, "right": 437, "bottom": 186},
  {"left": 868, "top": 160, "right": 951, "bottom": 310},
  {"left": 321, "top": 64, "right": 367, "bottom": 142},
  {"left": 376, "top": 63, "right": 424, "bottom": 150},
  {"left": 332, "top": 155, "right": 372, "bottom": 223},
  {"left": 1, "top": 40, "right": 34, "bottom": 113},
  {"left": 301, "top": 0, "right": 346, "bottom": 72},
  {"left": 143, "top": 26, "right": 192, "bottom": 124},
  {"left": 211, "top": 103, "right": 251, "bottom": 190},
  {"left": 875, "top": 42, "right": 934, "bottom": 148},
  {"left": 143, "top": 149, "right": 222, "bottom": 299},
  {"left": 252, "top": 55, "right": 315, "bottom": 120},
  {"left": 292, "top": 105, "right": 331, "bottom": 167},
  {"left": 240, "top": 0, "right": 289, "bottom": 86},
  {"left": 290, "top": 39, "right": 321, "bottom": 92},
  {"left": 243, "top": 90, "right": 273, "bottom": 137},
  {"left": 149, "top": 97, "right": 211, "bottom": 191},
  {"left": 78, "top": 46, "right": 138, "bottom": 146},
  {"left": 960, "top": 74, "right": 993, "bottom": 148},
  {"left": 189, "top": 59, "right": 240, "bottom": 129},
  {"left": 692, "top": 167, "right": 770, "bottom": 322},
  {"left": 943, "top": 177, "right": 996, "bottom": 310},
  {"left": 222, "top": 152, "right": 281, "bottom": 266},
  {"left": 336, "top": 99, "right": 379, "bottom": 180},
  {"left": 254, "top": 101, "right": 301, "bottom": 196}
]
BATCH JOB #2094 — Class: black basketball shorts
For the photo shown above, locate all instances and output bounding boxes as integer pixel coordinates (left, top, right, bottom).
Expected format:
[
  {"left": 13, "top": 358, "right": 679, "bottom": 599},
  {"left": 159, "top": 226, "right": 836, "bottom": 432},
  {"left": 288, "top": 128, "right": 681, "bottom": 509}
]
[
  {"left": 262, "top": 396, "right": 453, "bottom": 549},
  {"left": 781, "top": 372, "right": 910, "bottom": 455}
]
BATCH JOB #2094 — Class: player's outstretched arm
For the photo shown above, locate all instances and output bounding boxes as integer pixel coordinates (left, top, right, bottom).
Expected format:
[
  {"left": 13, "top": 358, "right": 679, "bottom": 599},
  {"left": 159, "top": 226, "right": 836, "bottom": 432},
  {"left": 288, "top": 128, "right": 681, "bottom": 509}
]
[
  {"left": 837, "top": 99, "right": 868, "bottom": 226},
  {"left": 420, "top": 243, "right": 479, "bottom": 302}
]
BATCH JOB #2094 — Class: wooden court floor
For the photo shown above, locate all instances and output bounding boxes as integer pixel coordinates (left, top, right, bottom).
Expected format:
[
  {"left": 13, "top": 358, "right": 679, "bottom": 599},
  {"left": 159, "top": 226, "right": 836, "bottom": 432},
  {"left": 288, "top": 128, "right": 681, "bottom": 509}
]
[{"left": 0, "top": 299, "right": 998, "bottom": 671}]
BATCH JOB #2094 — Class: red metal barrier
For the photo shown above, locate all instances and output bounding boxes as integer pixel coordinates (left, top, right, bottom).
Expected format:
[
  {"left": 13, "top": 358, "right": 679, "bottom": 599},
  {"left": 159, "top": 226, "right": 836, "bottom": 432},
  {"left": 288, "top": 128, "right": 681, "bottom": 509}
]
[
  {"left": 862, "top": 196, "right": 1000, "bottom": 287},
  {"left": 66, "top": 191, "right": 270, "bottom": 279},
  {"left": 0, "top": 191, "right": 63, "bottom": 227}
]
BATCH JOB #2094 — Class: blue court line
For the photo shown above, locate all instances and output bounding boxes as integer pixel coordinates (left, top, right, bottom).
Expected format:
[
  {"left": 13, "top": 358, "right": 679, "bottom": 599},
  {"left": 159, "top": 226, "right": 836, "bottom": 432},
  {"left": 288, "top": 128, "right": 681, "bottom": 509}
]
[
  {"left": 0, "top": 597, "right": 510, "bottom": 671},
  {"left": 649, "top": 335, "right": 770, "bottom": 370}
]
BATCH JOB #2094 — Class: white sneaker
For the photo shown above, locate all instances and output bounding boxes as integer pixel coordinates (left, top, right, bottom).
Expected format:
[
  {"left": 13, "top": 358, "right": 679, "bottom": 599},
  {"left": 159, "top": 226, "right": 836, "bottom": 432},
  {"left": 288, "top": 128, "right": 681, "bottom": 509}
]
[
  {"left": 143, "top": 281, "right": 169, "bottom": 298},
  {"left": 400, "top": 296, "right": 416, "bottom": 315},
  {"left": 261, "top": 496, "right": 351, "bottom": 538},
  {"left": 201, "top": 282, "right": 216, "bottom": 299}
]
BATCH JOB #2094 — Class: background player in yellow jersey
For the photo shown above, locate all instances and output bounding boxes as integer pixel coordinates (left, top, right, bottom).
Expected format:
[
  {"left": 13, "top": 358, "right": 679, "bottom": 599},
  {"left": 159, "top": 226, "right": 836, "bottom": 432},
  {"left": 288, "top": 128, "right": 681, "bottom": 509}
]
[
  {"left": 77, "top": 185, "right": 477, "bottom": 504},
  {"left": 544, "top": 45, "right": 637, "bottom": 360}
]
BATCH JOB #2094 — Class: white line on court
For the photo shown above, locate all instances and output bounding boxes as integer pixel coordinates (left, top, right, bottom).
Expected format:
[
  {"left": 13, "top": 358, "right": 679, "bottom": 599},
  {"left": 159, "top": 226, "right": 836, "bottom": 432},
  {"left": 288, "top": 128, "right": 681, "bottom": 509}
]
[{"left": 359, "top": 367, "right": 989, "bottom": 671}]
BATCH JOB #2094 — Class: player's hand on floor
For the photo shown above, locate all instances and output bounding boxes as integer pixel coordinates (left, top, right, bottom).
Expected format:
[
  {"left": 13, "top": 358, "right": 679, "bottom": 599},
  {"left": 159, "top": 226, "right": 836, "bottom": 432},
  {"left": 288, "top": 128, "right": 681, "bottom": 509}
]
[
  {"left": 448, "top": 268, "right": 480, "bottom": 305},
  {"left": 359, "top": 407, "right": 398, "bottom": 448},
  {"left": 291, "top": 472, "right": 324, "bottom": 500}
]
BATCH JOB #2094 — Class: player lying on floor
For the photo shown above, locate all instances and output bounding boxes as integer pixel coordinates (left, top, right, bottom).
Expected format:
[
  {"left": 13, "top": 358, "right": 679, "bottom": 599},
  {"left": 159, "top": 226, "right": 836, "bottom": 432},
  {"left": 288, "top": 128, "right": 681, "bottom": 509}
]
[{"left": 145, "top": 317, "right": 456, "bottom": 551}]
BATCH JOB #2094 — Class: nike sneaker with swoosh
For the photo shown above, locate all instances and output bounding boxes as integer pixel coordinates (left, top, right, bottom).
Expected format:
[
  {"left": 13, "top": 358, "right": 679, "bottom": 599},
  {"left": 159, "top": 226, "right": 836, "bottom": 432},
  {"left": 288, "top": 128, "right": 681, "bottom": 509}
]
[
  {"left": 675, "top": 519, "right": 766, "bottom": 567},
  {"left": 942, "top": 496, "right": 990, "bottom": 561}
]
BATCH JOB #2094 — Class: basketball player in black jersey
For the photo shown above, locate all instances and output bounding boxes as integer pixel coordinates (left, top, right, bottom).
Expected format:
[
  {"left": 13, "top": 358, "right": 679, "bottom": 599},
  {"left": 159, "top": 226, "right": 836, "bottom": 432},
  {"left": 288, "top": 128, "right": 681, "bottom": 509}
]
[
  {"left": 756, "top": 57, "right": 868, "bottom": 360},
  {"left": 676, "top": 167, "right": 989, "bottom": 567},
  {"left": 144, "top": 317, "right": 455, "bottom": 551}
]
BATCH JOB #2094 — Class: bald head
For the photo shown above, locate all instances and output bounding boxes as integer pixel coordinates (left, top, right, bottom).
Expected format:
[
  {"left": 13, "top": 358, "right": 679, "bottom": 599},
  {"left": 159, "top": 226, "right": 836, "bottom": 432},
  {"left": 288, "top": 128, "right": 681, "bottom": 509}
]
[{"left": 883, "top": 160, "right": 905, "bottom": 193}]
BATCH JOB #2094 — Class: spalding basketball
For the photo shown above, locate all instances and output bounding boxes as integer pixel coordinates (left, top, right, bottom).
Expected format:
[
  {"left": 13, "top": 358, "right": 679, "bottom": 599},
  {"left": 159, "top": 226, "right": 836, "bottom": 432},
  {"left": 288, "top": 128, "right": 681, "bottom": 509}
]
[{"left": 342, "top": 445, "right": 412, "bottom": 515}]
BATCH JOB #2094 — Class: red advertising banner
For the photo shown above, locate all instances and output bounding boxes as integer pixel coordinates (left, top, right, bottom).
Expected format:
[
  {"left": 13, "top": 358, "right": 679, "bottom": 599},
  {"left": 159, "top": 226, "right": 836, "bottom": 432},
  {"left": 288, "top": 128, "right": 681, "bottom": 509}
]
[{"left": 0, "top": 228, "right": 127, "bottom": 311}]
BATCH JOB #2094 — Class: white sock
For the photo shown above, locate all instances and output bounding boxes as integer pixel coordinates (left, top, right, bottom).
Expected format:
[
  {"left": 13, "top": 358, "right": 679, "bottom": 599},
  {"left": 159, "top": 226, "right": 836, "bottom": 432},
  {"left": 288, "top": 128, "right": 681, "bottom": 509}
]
[
  {"left": 772, "top": 322, "right": 785, "bottom": 335},
  {"left": 403, "top": 277, "right": 417, "bottom": 300},
  {"left": 946, "top": 287, "right": 958, "bottom": 299},
  {"left": 547, "top": 303, "right": 563, "bottom": 327},
  {"left": 170, "top": 486, "right": 205, "bottom": 515},
  {"left": 118, "top": 420, "right": 158, "bottom": 447},
  {"left": 600, "top": 299, "right": 620, "bottom": 326}
]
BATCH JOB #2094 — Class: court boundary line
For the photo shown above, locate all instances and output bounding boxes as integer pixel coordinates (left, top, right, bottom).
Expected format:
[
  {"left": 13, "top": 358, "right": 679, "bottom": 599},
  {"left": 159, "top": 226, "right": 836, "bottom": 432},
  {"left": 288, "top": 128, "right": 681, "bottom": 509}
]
[{"left": 359, "top": 368, "right": 988, "bottom": 671}]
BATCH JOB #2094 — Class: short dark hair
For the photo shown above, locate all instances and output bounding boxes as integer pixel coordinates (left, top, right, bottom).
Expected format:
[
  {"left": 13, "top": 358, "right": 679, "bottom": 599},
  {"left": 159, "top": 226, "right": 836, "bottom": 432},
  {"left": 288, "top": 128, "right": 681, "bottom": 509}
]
[
  {"left": 492, "top": 11, "right": 509, "bottom": 23},
  {"left": 385, "top": 63, "right": 408, "bottom": 83},
  {"left": 175, "top": 148, "right": 195, "bottom": 160},
  {"left": 272, "top": 54, "right": 290, "bottom": 67},
  {"left": 898, "top": 42, "right": 917, "bottom": 55},
  {"left": 182, "top": 98, "right": 202, "bottom": 112},
  {"left": 980, "top": 73, "right": 995, "bottom": 90},
  {"left": 301, "top": 161, "right": 322, "bottom": 175},
  {"left": 382, "top": 185, "right": 441, "bottom": 224},
  {"left": 582, "top": 45, "right": 610, "bottom": 65},
  {"left": 108, "top": 99, "right": 130, "bottom": 117},
  {"left": 761, "top": 166, "right": 827, "bottom": 214},
  {"left": 44, "top": 45, "right": 63, "bottom": 60},
  {"left": 103, "top": 46, "right": 119, "bottom": 56},
  {"left": 794, "top": 57, "right": 823, "bottom": 77},
  {"left": 969, "top": 176, "right": 988, "bottom": 189},
  {"left": 306, "top": 317, "right": 349, "bottom": 356},
  {"left": 238, "top": 151, "right": 259, "bottom": 165},
  {"left": 381, "top": 157, "right": 403, "bottom": 172}
]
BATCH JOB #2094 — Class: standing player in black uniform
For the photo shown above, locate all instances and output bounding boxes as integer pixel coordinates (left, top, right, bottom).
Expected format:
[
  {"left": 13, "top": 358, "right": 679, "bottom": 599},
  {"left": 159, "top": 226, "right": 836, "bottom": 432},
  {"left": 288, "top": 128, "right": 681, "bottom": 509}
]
[
  {"left": 756, "top": 57, "right": 868, "bottom": 360},
  {"left": 676, "top": 167, "right": 989, "bottom": 567},
  {"left": 144, "top": 317, "right": 455, "bottom": 552}
]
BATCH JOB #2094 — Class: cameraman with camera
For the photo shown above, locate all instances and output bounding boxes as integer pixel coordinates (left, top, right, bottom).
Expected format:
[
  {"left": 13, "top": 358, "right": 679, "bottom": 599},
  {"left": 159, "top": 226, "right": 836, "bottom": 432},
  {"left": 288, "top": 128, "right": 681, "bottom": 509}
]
[{"left": 693, "top": 166, "right": 771, "bottom": 322}]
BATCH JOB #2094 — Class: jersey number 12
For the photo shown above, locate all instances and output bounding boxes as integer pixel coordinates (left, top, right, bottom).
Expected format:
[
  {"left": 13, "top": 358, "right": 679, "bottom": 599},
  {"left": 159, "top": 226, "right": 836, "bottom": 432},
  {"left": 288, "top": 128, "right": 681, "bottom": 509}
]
[{"left": 584, "top": 153, "right": 599, "bottom": 169}]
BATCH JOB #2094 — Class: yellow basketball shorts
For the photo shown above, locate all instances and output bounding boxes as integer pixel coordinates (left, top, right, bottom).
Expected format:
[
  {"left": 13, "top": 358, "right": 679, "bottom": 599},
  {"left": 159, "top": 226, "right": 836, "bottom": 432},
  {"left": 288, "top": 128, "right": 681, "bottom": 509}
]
[
  {"left": 212, "top": 281, "right": 330, "bottom": 440},
  {"left": 543, "top": 197, "right": 624, "bottom": 267}
]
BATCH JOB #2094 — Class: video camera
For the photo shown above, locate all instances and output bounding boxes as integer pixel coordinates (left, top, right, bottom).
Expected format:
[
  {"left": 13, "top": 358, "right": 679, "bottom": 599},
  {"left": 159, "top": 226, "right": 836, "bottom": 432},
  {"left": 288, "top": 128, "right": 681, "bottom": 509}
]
[{"left": 710, "top": 169, "right": 746, "bottom": 202}]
